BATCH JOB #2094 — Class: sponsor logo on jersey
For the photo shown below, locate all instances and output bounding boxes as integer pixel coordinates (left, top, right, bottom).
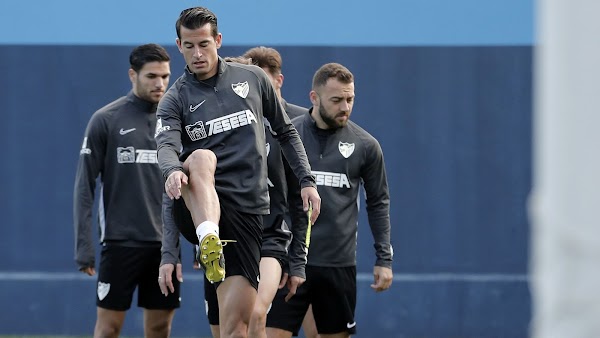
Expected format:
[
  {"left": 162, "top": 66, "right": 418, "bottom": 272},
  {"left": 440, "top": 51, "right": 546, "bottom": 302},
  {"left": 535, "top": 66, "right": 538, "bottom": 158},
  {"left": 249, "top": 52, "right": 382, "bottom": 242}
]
[
  {"left": 155, "top": 118, "right": 170, "bottom": 137},
  {"left": 338, "top": 141, "right": 355, "bottom": 158},
  {"left": 232, "top": 81, "right": 249, "bottom": 98},
  {"left": 313, "top": 170, "right": 351, "bottom": 188},
  {"left": 80, "top": 137, "right": 91, "bottom": 155},
  {"left": 97, "top": 281, "right": 110, "bottom": 301},
  {"left": 119, "top": 128, "right": 136, "bottom": 135},
  {"left": 185, "top": 110, "right": 258, "bottom": 141},
  {"left": 116, "top": 147, "right": 157, "bottom": 164},
  {"left": 189, "top": 100, "right": 206, "bottom": 112}
]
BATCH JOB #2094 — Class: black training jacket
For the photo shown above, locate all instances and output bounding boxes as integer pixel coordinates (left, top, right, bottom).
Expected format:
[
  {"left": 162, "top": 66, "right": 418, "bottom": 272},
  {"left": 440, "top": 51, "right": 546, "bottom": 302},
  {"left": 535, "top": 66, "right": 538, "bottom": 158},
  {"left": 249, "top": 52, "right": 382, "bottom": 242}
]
[
  {"left": 73, "top": 91, "right": 163, "bottom": 269},
  {"left": 293, "top": 110, "right": 393, "bottom": 269},
  {"left": 155, "top": 59, "right": 315, "bottom": 215}
]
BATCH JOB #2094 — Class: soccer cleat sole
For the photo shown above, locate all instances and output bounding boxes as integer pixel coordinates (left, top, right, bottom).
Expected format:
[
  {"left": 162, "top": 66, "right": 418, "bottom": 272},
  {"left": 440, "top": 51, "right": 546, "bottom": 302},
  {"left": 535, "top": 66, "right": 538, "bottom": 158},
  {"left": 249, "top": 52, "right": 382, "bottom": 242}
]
[{"left": 197, "top": 234, "right": 225, "bottom": 283}]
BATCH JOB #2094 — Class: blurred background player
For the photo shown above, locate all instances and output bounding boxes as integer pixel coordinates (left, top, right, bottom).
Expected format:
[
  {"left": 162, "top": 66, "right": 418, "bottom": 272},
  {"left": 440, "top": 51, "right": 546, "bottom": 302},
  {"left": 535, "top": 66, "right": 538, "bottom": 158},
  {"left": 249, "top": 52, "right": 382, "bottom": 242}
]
[
  {"left": 266, "top": 63, "right": 394, "bottom": 338},
  {"left": 73, "top": 43, "right": 180, "bottom": 338}
]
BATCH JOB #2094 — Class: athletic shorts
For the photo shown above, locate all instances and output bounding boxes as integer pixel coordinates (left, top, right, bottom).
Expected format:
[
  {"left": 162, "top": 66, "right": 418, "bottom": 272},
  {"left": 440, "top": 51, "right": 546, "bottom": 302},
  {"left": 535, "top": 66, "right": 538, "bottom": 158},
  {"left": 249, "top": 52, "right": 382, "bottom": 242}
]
[
  {"left": 266, "top": 265, "right": 357, "bottom": 336},
  {"left": 173, "top": 198, "right": 262, "bottom": 290},
  {"left": 96, "top": 244, "right": 181, "bottom": 311},
  {"left": 261, "top": 213, "right": 291, "bottom": 265}
]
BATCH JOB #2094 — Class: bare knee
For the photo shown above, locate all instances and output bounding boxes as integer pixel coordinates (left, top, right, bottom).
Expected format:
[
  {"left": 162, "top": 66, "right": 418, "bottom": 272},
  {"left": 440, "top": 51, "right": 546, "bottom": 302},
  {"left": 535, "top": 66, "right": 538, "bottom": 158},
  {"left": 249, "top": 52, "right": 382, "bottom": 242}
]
[
  {"left": 94, "top": 308, "right": 125, "bottom": 338},
  {"left": 144, "top": 309, "right": 175, "bottom": 338},
  {"left": 146, "top": 319, "right": 171, "bottom": 338},
  {"left": 251, "top": 303, "right": 268, "bottom": 326},
  {"left": 94, "top": 319, "right": 122, "bottom": 338},
  {"left": 186, "top": 149, "right": 217, "bottom": 176}
]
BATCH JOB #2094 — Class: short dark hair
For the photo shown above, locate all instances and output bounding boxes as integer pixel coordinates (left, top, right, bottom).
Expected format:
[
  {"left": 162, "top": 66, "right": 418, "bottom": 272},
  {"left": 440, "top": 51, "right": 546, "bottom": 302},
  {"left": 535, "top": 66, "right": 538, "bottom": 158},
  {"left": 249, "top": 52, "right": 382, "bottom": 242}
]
[
  {"left": 176, "top": 7, "right": 219, "bottom": 39},
  {"left": 312, "top": 63, "right": 354, "bottom": 89},
  {"left": 129, "top": 43, "right": 170, "bottom": 72},
  {"left": 243, "top": 46, "right": 282, "bottom": 76}
]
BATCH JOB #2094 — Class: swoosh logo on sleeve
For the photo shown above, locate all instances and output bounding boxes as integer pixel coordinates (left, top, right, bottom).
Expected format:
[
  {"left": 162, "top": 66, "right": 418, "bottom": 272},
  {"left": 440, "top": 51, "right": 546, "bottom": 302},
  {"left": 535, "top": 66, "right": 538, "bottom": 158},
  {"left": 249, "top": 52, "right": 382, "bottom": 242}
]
[
  {"left": 189, "top": 100, "right": 206, "bottom": 112},
  {"left": 119, "top": 128, "right": 136, "bottom": 135},
  {"left": 347, "top": 322, "right": 356, "bottom": 329}
]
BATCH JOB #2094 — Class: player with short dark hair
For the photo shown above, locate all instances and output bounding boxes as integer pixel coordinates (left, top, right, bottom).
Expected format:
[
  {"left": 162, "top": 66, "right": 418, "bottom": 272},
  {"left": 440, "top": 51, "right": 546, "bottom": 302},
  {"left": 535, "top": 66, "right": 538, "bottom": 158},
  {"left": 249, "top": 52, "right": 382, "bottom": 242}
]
[
  {"left": 155, "top": 7, "right": 321, "bottom": 338},
  {"left": 73, "top": 43, "right": 179, "bottom": 338}
]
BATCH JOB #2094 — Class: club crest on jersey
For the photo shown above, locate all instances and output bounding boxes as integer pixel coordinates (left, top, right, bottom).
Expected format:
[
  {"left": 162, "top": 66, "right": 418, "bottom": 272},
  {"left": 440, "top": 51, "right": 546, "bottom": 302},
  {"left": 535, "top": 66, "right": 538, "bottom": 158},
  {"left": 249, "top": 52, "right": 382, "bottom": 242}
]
[
  {"left": 338, "top": 141, "right": 355, "bottom": 158},
  {"left": 232, "top": 81, "right": 249, "bottom": 98},
  {"left": 97, "top": 281, "right": 110, "bottom": 301}
]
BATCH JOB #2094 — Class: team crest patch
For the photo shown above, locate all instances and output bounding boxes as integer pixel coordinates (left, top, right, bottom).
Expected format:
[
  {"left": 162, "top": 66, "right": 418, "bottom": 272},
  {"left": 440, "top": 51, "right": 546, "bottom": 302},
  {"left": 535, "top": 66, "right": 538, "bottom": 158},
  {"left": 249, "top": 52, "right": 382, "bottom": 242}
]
[
  {"left": 338, "top": 141, "right": 355, "bottom": 158},
  {"left": 232, "top": 81, "right": 249, "bottom": 98},
  {"left": 97, "top": 281, "right": 110, "bottom": 301}
]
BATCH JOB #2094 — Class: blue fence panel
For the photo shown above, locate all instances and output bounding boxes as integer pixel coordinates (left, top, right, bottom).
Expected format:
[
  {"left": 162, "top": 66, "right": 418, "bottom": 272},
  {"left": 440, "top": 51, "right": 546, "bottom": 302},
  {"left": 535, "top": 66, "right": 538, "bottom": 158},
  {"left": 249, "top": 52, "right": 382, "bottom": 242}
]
[{"left": 0, "top": 45, "right": 531, "bottom": 337}]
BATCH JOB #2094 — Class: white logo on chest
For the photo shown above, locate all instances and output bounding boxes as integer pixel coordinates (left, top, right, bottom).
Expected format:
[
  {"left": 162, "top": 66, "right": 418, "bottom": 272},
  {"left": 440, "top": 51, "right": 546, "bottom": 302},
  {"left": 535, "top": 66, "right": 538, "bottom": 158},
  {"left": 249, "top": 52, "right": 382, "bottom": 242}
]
[
  {"left": 232, "top": 81, "right": 249, "bottom": 98},
  {"left": 338, "top": 141, "right": 355, "bottom": 158}
]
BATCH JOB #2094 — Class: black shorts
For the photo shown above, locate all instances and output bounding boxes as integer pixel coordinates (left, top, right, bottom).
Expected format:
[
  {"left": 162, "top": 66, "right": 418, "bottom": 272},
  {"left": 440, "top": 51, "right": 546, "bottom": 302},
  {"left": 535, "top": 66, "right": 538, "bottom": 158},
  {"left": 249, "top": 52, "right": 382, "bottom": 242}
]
[
  {"left": 204, "top": 274, "right": 220, "bottom": 325},
  {"left": 96, "top": 244, "right": 181, "bottom": 311},
  {"left": 261, "top": 213, "right": 291, "bottom": 264},
  {"left": 173, "top": 198, "right": 262, "bottom": 290},
  {"left": 266, "top": 265, "right": 357, "bottom": 336}
]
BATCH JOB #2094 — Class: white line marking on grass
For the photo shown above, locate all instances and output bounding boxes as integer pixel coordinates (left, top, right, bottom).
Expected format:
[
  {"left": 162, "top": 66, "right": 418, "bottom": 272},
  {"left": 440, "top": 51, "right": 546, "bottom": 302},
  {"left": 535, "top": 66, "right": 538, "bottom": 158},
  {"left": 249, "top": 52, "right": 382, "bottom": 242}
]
[{"left": 0, "top": 272, "right": 528, "bottom": 282}]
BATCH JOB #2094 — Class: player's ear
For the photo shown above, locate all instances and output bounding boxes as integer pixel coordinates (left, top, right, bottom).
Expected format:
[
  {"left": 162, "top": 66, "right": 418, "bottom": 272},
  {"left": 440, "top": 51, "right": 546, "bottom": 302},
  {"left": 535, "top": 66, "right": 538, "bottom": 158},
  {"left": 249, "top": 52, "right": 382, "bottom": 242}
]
[
  {"left": 176, "top": 38, "right": 183, "bottom": 53},
  {"left": 215, "top": 33, "right": 223, "bottom": 49},
  {"left": 128, "top": 68, "right": 136, "bottom": 84},
  {"left": 309, "top": 90, "right": 318, "bottom": 106}
]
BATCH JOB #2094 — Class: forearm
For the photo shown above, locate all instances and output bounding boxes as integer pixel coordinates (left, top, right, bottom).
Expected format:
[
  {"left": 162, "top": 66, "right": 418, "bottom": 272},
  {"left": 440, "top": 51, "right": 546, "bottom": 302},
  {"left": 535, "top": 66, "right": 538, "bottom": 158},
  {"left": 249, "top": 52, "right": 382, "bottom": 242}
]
[{"left": 161, "top": 194, "right": 181, "bottom": 266}]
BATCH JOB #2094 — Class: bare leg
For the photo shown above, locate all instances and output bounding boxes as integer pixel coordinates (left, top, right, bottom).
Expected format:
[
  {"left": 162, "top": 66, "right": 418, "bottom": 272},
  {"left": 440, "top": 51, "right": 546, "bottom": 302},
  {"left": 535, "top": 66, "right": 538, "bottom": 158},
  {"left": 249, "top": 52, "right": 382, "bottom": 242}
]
[
  {"left": 210, "top": 324, "right": 221, "bottom": 338},
  {"left": 143, "top": 308, "right": 176, "bottom": 338},
  {"left": 217, "top": 276, "right": 257, "bottom": 338},
  {"left": 265, "top": 327, "right": 293, "bottom": 338},
  {"left": 249, "top": 257, "right": 283, "bottom": 338},
  {"left": 302, "top": 305, "right": 320, "bottom": 338},
  {"left": 94, "top": 308, "right": 126, "bottom": 338},
  {"left": 181, "top": 149, "right": 220, "bottom": 226}
]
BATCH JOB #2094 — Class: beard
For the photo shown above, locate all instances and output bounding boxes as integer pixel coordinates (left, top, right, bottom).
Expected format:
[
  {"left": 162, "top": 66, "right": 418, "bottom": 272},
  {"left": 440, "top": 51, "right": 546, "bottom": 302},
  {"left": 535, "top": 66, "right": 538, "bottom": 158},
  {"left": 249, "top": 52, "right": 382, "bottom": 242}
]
[{"left": 318, "top": 104, "right": 348, "bottom": 129}]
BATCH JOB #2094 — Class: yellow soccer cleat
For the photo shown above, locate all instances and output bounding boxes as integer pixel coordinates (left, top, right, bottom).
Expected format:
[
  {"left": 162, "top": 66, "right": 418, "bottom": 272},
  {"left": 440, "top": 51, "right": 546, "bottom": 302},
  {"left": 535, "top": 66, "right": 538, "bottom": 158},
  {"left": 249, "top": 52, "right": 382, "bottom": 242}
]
[{"left": 197, "top": 234, "right": 225, "bottom": 283}]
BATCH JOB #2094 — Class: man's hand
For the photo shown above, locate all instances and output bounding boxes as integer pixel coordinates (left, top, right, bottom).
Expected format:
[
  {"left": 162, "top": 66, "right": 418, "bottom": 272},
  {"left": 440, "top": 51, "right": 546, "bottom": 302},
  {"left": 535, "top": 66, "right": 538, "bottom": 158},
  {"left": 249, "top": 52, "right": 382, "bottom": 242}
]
[
  {"left": 80, "top": 266, "right": 96, "bottom": 276},
  {"left": 158, "top": 263, "right": 183, "bottom": 296},
  {"left": 301, "top": 186, "right": 321, "bottom": 224},
  {"left": 370, "top": 266, "right": 393, "bottom": 292},
  {"left": 284, "top": 275, "right": 306, "bottom": 302},
  {"left": 165, "top": 170, "right": 188, "bottom": 200}
]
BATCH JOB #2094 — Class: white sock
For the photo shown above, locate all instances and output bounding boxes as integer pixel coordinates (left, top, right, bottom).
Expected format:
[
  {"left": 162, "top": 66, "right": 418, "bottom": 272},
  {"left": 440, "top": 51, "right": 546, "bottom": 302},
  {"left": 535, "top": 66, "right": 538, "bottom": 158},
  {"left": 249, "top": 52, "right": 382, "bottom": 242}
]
[{"left": 196, "top": 221, "right": 219, "bottom": 242}]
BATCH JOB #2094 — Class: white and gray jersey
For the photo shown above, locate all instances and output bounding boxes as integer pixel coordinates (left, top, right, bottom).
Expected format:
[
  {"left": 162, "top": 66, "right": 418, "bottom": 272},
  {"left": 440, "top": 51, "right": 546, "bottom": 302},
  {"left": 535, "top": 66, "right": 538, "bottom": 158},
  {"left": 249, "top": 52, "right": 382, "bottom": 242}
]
[
  {"left": 73, "top": 91, "right": 164, "bottom": 270},
  {"left": 293, "top": 110, "right": 393, "bottom": 269},
  {"left": 155, "top": 59, "right": 315, "bottom": 215}
]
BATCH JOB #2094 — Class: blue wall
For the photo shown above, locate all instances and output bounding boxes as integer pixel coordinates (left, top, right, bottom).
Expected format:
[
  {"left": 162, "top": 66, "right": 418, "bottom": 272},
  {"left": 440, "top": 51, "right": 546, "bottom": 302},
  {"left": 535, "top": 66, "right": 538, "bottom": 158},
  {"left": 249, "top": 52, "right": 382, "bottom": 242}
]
[{"left": 0, "top": 1, "right": 533, "bottom": 337}]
